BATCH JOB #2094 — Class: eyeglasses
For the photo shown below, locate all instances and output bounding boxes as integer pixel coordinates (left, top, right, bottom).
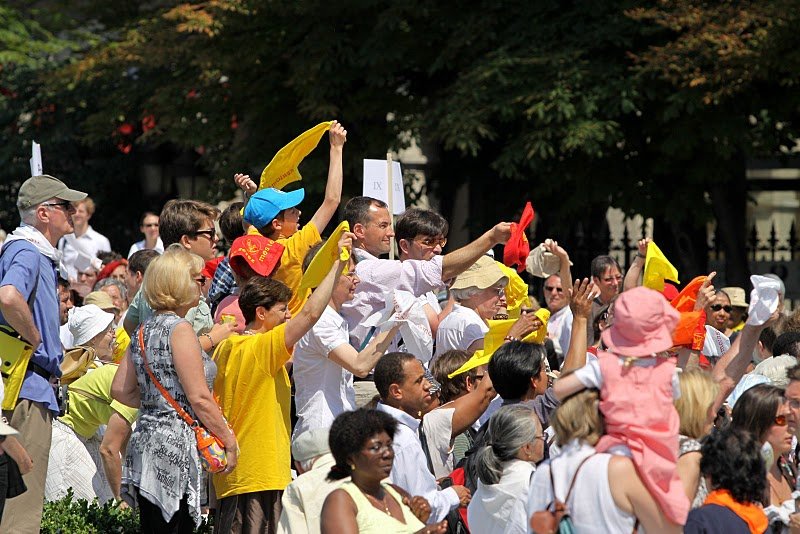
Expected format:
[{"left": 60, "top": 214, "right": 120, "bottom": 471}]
[
  {"left": 709, "top": 304, "right": 733, "bottom": 313},
  {"left": 489, "top": 286, "right": 506, "bottom": 296},
  {"left": 544, "top": 285, "right": 563, "bottom": 293},
  {"left": 774, "top": 414, "right": 789, "bottom": 426},
  {"left": 192, "top": 229, "right": 216, "bottom": 241},
  {"left": 42, "top": 201, "right": 74, "bottom": 211},
  {"left": 143, "top": 223, "right": 159, "bottom": 228},
  {"left": 363, "top": 442, "right": 393, "bottom": 455},
  {"left": 415, "top": 237, "right": 447, "bottom": 248},
  {"left": 787, "top": 398, "right": 800, "bottom": 410},
  {"left": 533, "top": 436, "right": 547, "bottom": 442},
  {"left": 194, "top": 276, "right": 207, "bottom": 285}
]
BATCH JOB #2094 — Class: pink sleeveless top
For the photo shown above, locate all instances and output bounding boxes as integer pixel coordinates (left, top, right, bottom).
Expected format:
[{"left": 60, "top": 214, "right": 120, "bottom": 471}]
[{"left": 594, "top": 350, "right": 689, "bottom": 525}]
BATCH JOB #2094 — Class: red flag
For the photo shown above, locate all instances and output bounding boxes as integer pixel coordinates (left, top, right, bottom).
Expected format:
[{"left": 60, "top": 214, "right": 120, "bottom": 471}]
[{"left": 503, "top": 202, "right": 534, "bottom": 273}]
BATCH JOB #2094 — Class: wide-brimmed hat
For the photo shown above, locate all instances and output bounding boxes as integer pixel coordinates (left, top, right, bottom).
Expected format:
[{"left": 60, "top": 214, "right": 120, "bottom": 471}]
[
  {"left": 242, "top": 187, "right": 304, "bottom": 229},
  {"left": 17, "top": 174, "right": 87, "bottom": 210},
  {"left": 601, "top": 286, "right": 679, "bottom": 356},
  {"left": 229, "top": 235, "right": 285, "bottom": 278},
  {"left": 721, "top": 286, "right": 748, "bottom": 308},
  {"left": 451, "top": 255, "right": 507, "bottom": 291},
  {"left": 68, "top": 304, "right": 115, "bottom": 346}
]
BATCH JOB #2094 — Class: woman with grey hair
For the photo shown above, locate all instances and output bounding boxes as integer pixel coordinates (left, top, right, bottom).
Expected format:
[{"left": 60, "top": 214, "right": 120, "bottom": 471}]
[{"left": 466, "top": 404, "right": 544, "bottom": 534}]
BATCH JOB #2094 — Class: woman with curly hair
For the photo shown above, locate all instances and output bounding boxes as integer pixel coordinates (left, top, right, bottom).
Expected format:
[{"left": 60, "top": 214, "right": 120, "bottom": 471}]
[
  {"left": 684, "top": 427, "right": 768, "bottom": 533},
  {"left": 321, "top": 409, "right": 446, "bottom": 534}
]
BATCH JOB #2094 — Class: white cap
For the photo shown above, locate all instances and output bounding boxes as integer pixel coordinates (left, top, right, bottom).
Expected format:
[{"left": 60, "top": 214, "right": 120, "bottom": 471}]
[{"left": 68, "top": 305, "right": 114, "bottom": 347}]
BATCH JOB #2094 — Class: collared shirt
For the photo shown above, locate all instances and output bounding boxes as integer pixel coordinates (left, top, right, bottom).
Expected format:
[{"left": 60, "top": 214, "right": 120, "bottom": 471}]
[
  {"left": 277, "top": 453, "right": 346, "bottom": 534},
  {"left": 547, "top": 305, "right": 573, "bottom": 358},
  {"left": 293, "top": 305, "right": 355, "bottom": 439},
  {"left": 208, "top": 257, "right": 236, "bottom": 310},
  {"left": 434, "top": 304, "right": 488, "bottom": 360},
  {"left": 0, "top": 239, "right": 62, "bottom": 413},
  {"left": 376, "top": 402, "right": 460, "bottom": 523},
  {"left": 59, "top": 225, "right": 111, "bottom": 281},
  {"left": 127, "top": 237, "right": 164, "bottom": 258},
  {"left": 341, "top": 249, "right": 445, "bottom": 349}
]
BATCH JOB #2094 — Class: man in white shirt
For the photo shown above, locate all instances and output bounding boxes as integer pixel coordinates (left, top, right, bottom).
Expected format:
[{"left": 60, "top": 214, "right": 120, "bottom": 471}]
[
  {"left": 58, "top": 197, "right": 111, "bottom": 281},
  {"left": 340, "top": 196, "right": 512, "bottom": 350},
  {"left": 374, "top": 352, "right": 471, "bottom": 524}
]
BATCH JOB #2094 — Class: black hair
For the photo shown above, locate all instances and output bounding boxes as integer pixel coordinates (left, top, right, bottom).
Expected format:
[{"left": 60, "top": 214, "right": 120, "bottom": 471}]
[
  {"left": 759, "top": 325, "right": 778, "bottom": 355},
  {"left": 342, "top": 196, "right": 388, "bottom": 228},
  {"left": 730, "top": 383, "right": 784, "bottom": 441},
  {"left": 238, "top": 277, "right": 292, "bottom": 324},
  {"left": 488, "top": 341, "right": 546, "bottom": 400},
  {"left": 327, "top": 409, "right": 397, "bottom": 481},
  {"left": 590, "top": 255, "right": 621, "bottom": 280},
  {"left": 394, "top": 208, "right": 449, "bottom": 244},
  {"left": 218, "top": 202, "right": 246, "bottom": 243},
  {"left": 57, "top": 277, "right": 70, "bottom": 290},
  {"left": 773, "top": 331, "right": 800, "bottom": 358},
  {"left": 97, "top": 251, "right": 123, "bottom": 265},
  {"left": 374, "top": 352, "right": 416, "bottom": 400},
  {"left": 139, "top": 211, "right": 158, "bottom": 226},
  {"left": 700, "top": 426, "right": 766, "bottom": 504},
  {"left": 128, "top": 249, "right": 160, "bottom": 276}
]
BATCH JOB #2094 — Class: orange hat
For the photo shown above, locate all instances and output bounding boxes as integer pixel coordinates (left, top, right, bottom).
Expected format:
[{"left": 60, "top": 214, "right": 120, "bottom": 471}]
[
  {"left": 503, "top": 202, "right": 534, "bottom": 273},
  {"left": 229, "top": 235, "right": 284, "bottom": 278}
]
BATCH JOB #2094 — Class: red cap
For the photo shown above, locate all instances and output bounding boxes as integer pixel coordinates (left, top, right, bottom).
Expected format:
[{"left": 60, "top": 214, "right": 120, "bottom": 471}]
[
  {"left": 96, "top": 259, "right": 128, "bottom": 283},
  {"left": 229, "top": 235, "right": 285, "bottom": 278},
  {"left": 202, "top": 257, "right": 224, "bottom": 280}
]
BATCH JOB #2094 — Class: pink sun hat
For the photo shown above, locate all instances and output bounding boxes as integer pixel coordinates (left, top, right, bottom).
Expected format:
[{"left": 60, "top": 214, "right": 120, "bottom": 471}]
[{"left": 602, "top": 286, "right": 680, "bottom": 356}]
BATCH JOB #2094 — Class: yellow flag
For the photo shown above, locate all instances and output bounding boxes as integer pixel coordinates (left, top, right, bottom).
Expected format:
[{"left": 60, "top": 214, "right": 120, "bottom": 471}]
[
  {"left": 496, "top": 262, "right": 530, "bottom": 318},
  {"left": 643, "top": 241, "right": 679, "bottom": 291},
  {"left": 299, "top": 221, "right": 350, "bottom": 290},
  {"left": 259, "top": 121, "right": 334, "bottom": 191}
]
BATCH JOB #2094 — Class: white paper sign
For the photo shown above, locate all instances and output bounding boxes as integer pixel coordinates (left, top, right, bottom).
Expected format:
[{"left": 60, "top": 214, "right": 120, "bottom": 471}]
[
  {"left": 362, "top": 159, "right": 405, "bottom": 215},
  {"left": 29, "top": 141, "right": 42, "bottom": 176}
]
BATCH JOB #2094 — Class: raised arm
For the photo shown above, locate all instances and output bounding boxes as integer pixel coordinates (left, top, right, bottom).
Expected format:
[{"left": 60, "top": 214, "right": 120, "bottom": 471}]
[
  {"left": 441, "top": 223, "right": 512, "bottom": 281},
  {"left": 284, "top": 233, "right": 353, "bottom": 347},
  {"left": 710, "top": 321, "right": 767, "bottom": 415},
  {"left": 309, "top": 121, "right": 347, "bottom": 233},
  {"left": 328, "top": 324, "right": 401, "bottom": 378},
  {"left": 561, "top": 278, "right": 596, "bottom": 373},
  {"left": 449, "top": 369, "right": 495, "bottom": 436},
  {"left": 622, "top": 238, "right": 649, "bottom": 292},
  {"left": 544, "top": 239, "right": 573, "bottom": 298},
  {"left": 172, "top": 322, "right": 238, "bottom": 470}
]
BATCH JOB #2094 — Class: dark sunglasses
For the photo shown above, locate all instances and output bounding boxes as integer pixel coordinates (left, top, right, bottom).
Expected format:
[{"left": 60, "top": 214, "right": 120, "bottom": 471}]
[
  {"left": 544, "top": 285, "right": 563, "bottom": 293},
  {"left": 774, "top": 414, "right": 789, "bottom": 426},
  {"left": 42, "top": 201, "right": 73, "bottom": 210},
  {"left": 709, "top": 304, "right": 733, "bottom": 313},
  {"left": 192, "top": 229, "right": 216, "bottom": 240}
]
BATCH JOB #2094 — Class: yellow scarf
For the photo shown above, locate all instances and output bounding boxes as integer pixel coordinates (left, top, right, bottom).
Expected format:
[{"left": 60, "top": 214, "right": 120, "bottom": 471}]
[{"left": 703, "top": 489, "right": 768, "bottom": 533}]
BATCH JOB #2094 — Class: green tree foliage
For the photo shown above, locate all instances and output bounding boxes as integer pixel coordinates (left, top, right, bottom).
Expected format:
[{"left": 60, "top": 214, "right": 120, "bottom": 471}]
[{"left": 2, "top": 1, "right": 799, "bottom": 281}]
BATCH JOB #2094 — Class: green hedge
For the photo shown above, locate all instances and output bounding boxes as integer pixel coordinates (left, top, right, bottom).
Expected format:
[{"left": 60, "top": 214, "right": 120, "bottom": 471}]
[{"left": 41, "top": 490, "right": 213, "bottom": 533}]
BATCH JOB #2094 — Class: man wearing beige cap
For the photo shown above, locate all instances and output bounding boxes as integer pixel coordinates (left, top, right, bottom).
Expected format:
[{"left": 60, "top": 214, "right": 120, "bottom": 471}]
[{"left": 0, "top": 174, "right": 87, "bottom": 531}]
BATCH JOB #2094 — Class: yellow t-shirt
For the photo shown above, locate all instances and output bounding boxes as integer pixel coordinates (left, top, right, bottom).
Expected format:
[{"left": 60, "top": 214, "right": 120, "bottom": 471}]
[
  {"left": 59, "top": 364, "right": 139, "bottom": 439},
  {"left": 212, "top": 323, "right": 293, "bottom": 498},
  {"left": 275, "top": 223, "right": 321, "bottom": 316}
]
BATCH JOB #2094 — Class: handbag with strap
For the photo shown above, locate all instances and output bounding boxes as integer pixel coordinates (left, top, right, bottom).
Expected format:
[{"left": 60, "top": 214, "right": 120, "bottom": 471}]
[{"left": 137, "top": 326, "right": 228, "bottom": 473}]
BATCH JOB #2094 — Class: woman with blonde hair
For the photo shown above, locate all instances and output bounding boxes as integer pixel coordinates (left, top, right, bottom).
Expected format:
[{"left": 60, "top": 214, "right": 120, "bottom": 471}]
[
  {"left": 528, "top": 389, "right": 680, "bottom": 533},
  {"left": 675, "top": 369, "right": 719, "bottom": 508},
  {"left": 112, "top": 244, "right": 238, "bottom": 531}
]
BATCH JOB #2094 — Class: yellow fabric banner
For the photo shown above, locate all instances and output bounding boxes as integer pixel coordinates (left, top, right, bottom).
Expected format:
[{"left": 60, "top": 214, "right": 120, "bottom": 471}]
[
  {"left": 298, "top": 221, "right": 350, "bottom": 290},
  {"left": 259, "top": 121, "right": 334, "bottom": 191},
  {"left": 643, "top": 241, "right": 679, "bottom": 292}
]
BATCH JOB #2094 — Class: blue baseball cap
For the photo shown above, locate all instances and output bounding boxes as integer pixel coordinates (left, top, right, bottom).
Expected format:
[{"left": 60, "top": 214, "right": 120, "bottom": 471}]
[{"left": 243, "top": 187, "right": 305, "bottom": 229}]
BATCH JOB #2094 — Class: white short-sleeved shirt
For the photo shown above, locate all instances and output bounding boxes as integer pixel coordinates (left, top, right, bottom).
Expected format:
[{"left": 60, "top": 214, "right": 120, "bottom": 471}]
[
  {"left": 434, "top": 304, "right": 489, "bottom": 360},
  {"left": 292, "top": 306, "right": 355, "bottom": 439},
  {"left": 59, "top": 226, "right": 111, "bottom": 281},
  {"left": 127, "top": 237, "right": 164, "bottom": 258}
]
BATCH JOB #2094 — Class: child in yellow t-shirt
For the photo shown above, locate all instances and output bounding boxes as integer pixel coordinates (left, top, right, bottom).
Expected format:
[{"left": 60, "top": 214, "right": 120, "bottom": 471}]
[{"left": 236, "top": 120, "right": 347, "bottom": 315}]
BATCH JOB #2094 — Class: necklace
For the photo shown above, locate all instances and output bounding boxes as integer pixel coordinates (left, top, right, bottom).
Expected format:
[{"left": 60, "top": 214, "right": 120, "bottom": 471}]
[{"left": 361, "top": 487, "right": 391, "bottom": 515}]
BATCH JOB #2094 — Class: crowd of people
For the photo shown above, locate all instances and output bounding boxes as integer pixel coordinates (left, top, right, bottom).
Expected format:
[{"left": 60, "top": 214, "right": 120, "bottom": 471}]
[{"left": 1, "top": 121, "right": 799, "bottom": 534}]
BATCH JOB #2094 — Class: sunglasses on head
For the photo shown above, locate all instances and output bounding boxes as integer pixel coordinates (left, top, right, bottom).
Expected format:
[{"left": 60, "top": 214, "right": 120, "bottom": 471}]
[
  {"left": 774, "top": 414, "right": 789, "bottom": 426},
  {"left": 710, "top": 304, "right": 732, "bottom": 313}
]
